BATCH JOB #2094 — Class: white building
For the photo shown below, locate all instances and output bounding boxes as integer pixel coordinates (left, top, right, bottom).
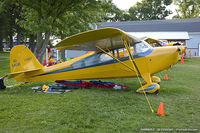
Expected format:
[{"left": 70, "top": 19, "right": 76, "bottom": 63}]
[{"left": 98, "top": 18, "right": 200, "bottom": 56}]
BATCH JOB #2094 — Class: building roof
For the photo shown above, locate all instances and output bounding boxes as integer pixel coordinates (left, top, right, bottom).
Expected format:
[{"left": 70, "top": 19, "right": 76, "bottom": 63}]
[
  {"left": 98, "top": 18, "right": 200, "bottom": 32},
  {"left": 128, "top": 32, "right": 190, "bottom": 40}
]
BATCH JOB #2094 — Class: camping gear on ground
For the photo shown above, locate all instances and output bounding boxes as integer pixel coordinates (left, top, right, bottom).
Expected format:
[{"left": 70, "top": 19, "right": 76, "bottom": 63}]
[
  {"left": 55, "top": 80, "right": 91, "bottom": 88},
  {"left": 32, "top": 84, "right": 71, "bottom": 94},
  {"left": 55, "top": 80, "right": 127, "bottom": 90}
]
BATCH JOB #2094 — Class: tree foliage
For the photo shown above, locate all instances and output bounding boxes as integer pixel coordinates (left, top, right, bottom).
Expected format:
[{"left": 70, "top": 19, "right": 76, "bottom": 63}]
[
  {"left": 3, "top": 0, "right": 111, "bottom": 62},
  {"left": 0, "top": 1, "right": 30, "bottom": 51},
  {"left": 0, "top": 9, "right": 7, "bottom": 51},
  {"left": 129, "top": 0, "right": 173, "bottom": 20},
  {"left": 101, "top": 2, "right": 130, "bottom": 22},
  {"left": 173, "top": 0, "right": 200, "bottom": 18}
]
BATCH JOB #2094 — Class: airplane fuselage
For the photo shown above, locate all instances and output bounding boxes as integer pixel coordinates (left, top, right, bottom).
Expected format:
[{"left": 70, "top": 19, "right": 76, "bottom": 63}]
[{"left": 14, "top": 46, "right": 179, "bottom": 82}]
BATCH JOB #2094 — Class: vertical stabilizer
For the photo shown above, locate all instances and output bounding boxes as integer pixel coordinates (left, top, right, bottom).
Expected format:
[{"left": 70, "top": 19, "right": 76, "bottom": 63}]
[{"left": 10, "top": 45, "right": 43, "bottom": 73}]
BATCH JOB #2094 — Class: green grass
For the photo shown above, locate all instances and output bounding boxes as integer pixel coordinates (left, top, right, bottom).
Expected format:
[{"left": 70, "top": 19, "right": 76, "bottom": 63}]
[{"left": 0, "top": 52, "right": 200, "bottom": 132}]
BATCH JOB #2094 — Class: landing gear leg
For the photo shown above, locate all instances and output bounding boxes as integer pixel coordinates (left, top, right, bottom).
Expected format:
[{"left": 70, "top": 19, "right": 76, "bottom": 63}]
[{"left": 141, "top": 75, "right": 161, "bottom": 85}]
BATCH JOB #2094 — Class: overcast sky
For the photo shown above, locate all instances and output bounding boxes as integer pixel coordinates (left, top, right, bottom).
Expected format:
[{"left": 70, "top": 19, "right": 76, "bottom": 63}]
[
  {"left": 112, "top": 0, "right": 177, "bottom": 19},
  {"left": 112, "top": 0, "right": 139, "bottom": 10}
]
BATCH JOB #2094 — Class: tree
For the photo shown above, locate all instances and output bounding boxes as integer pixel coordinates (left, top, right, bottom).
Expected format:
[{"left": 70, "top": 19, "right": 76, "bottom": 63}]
[
  {"left": 173, "top": 0, "right": 200, "bottom": 18},
  {"left": 101, "top": 2, "right": 130, "bottom": 22},
  {"left": 0, "top": 1, "right": 10, "bottom": 51},
  {"left": 0, "top": 13, "right": 7, "bottom": 51},
  {"left": 0, "top": 14, "right": 5, "bottom": 51},
  {"left": 129, "top": 0, "right": 173, "bottom": 20},
  {"left": 8, "top": 0, "right": 110, "bottom": 63},
  {"left": 51, "top": 0, "right": 109, "bottom": 61},
  {"left": 0, "top": 1, "right": 28, "bottom": 51}
]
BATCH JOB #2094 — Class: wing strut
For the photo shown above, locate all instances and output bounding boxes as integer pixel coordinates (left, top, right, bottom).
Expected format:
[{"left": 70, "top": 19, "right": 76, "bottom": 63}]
[
  {"left": 121, "top": 34, "right": 154, "bottom": 113},
  {"left": 122, "top": 36, "right": 141, "bottom": 75}
]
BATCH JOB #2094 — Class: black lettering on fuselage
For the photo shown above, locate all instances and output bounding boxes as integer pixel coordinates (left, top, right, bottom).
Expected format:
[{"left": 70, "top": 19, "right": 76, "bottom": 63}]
[
  {"left": 24, "top": 57, "right": 32, "bottom": 61},
  {"left": 12, "top": 63, "right": 21, "bottom": 67}
]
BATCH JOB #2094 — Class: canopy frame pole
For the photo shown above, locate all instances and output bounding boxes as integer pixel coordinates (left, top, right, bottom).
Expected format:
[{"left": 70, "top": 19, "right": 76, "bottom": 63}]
[{"left": 95, "top": 45, "right": 136, "bottom": 72}]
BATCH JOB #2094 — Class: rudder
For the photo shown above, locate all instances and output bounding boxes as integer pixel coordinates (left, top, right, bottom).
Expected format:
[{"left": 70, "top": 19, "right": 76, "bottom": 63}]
[{"left": 10, "top": 45, "right": 43, "bottom": 73}]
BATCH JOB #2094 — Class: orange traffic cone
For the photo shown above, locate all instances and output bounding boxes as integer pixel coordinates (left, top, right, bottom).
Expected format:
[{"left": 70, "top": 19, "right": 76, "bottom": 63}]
[
  {"left": 164, "top": 74, "right": 168, "bottom": 80},
  {"left": 181, "top": 56, "right": 184, "bottom": 64},
  {"left": 157, "top": 102, "right": 165, "bottom": 116}
]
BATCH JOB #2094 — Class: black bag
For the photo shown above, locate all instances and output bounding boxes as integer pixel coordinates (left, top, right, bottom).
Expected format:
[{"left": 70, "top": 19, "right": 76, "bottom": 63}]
[{"left": 0, "top": 79, "right": 6, "bottom": 90}]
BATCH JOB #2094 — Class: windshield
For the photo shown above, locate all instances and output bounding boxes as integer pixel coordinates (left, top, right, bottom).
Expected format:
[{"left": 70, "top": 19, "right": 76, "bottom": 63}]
[{"left": 134, "top": 41, "right": 152, "bottom": 55}]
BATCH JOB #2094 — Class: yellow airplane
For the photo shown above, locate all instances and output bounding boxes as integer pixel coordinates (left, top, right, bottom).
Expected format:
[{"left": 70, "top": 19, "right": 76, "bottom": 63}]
[
  {"left": 0, "top": 28, "right": 183, "bottom": 93},
  {"left": 141, "top": 37, "right": 187, "bottom": 55}
]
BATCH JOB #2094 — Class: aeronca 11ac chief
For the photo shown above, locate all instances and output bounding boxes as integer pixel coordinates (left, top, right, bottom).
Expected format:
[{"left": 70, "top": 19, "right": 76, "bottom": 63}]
[{"left": 0, "top": 28, "right": 184, "bottom": 93}]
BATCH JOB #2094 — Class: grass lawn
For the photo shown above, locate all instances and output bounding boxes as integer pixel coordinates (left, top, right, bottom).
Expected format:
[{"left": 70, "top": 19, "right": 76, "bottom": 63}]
[{"left": 0, "top": 52, "right": 200, "bottom": 132}]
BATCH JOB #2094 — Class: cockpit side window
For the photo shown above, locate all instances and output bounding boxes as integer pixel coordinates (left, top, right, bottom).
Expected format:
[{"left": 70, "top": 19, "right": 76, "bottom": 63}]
[
  {"left": 99, "top": 51, "right": 113, "bottom": 62},
  {"left": 117, "top": 48, "right": 130, "bottom": 57},
  {"left": 99, "top": 47, "right": 130, "bottom": 62},
  {"left": 99, "top": 41, "right": 151, "bottom": 62},
  {"left": 100, "top": 54, "right": 112, "bottom": 62}
]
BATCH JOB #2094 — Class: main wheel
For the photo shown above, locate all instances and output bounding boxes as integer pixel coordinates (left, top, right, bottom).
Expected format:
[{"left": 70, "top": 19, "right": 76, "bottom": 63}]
[{"left": 136, "top": 83, "right": 160, "bottom": 94}]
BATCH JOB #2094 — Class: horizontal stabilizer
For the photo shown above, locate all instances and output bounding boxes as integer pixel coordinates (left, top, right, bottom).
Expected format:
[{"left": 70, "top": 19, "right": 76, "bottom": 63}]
[{"left": 8, "top": 68, "right": 42, "bottom": 79}]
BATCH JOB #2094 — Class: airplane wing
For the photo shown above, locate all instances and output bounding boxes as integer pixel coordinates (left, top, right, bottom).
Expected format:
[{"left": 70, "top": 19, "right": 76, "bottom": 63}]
[{"left": 55, "top": 28, "right": 141, "bottom": 51}]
